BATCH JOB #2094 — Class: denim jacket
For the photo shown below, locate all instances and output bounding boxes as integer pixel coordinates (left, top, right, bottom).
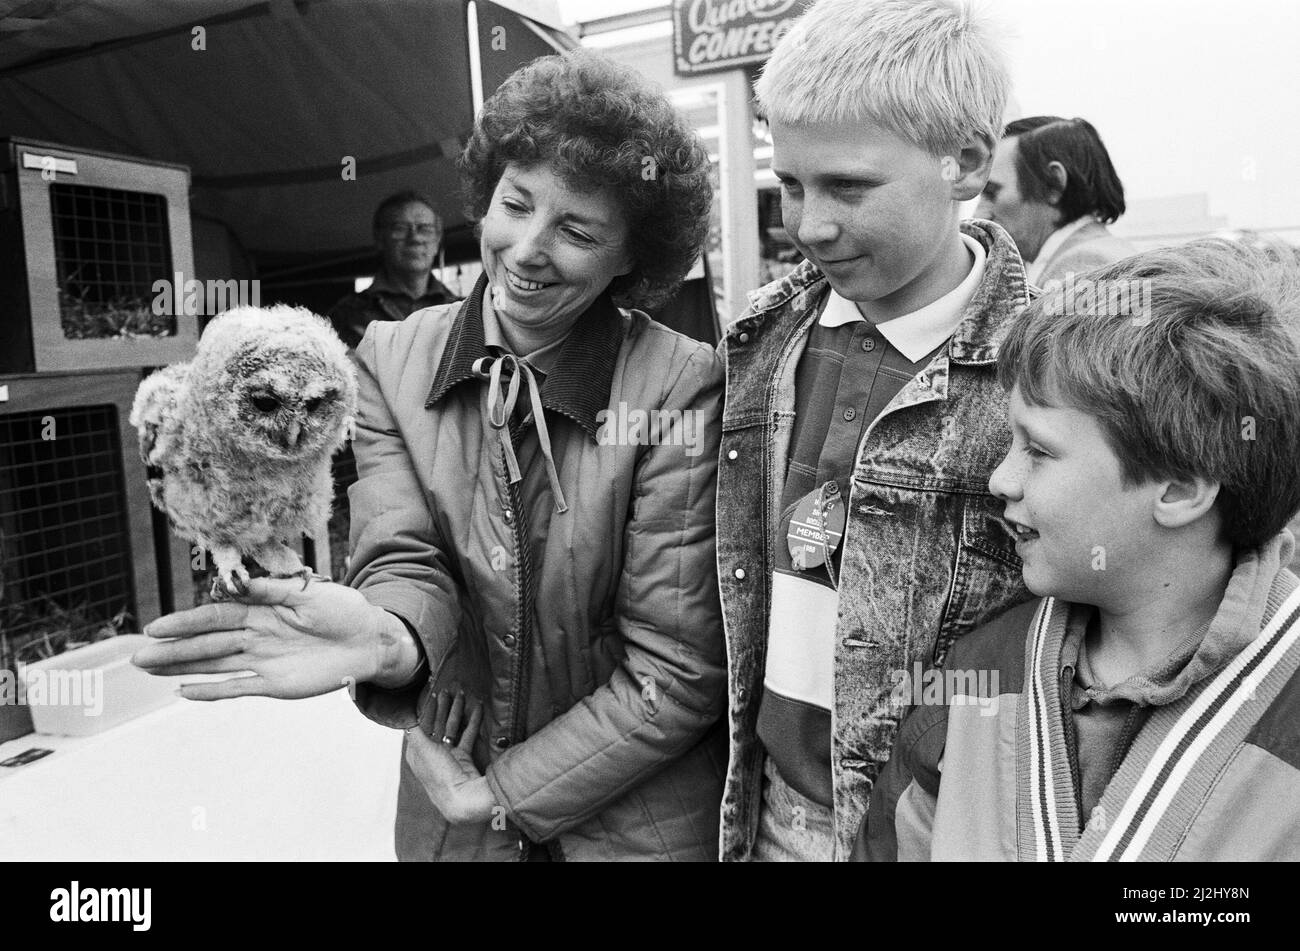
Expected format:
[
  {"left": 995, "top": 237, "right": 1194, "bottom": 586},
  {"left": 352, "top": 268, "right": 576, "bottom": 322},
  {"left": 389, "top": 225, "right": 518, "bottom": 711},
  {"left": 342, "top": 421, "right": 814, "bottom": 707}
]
[{"left": 717, "top": 220, "right": 1036, "bottom": 860}]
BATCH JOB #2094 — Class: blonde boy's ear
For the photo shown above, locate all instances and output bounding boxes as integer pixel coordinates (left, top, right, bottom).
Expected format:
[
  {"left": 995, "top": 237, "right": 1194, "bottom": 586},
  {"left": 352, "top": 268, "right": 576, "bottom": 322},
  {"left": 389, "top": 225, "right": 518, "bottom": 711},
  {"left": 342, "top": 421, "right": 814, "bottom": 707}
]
[
  {"left": 949, "top": 131, "right": 996, "bottom": 202},
  {"left": 1153, "top": 476, "right": 1222, "bottom": 530}
]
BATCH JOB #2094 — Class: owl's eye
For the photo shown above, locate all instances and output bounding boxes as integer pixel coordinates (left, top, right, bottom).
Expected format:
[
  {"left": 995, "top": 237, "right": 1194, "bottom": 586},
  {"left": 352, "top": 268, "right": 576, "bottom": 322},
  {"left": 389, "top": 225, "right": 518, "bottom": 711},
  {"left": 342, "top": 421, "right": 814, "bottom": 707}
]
[
  {"left": 304, "top": 397, "right": 322, "bottom": 413},
  {"left": 251, "top": 393, "right": 280, "bottom": 413}
]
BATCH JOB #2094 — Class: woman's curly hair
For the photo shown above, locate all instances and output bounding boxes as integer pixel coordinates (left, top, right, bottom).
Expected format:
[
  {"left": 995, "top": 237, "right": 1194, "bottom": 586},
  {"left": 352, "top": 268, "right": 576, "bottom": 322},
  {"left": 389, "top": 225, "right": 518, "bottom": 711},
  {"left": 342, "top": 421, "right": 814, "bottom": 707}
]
[{"left": 460, "top": 50, "right": 713, "bottom": 311}]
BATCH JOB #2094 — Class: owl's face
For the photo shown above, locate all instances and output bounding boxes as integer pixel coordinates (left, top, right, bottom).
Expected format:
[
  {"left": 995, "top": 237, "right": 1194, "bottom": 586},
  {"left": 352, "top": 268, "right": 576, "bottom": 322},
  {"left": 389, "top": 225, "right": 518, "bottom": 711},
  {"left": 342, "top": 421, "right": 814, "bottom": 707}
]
[{"left": 230, "top": 352, "right": 352, "bottom": 462}]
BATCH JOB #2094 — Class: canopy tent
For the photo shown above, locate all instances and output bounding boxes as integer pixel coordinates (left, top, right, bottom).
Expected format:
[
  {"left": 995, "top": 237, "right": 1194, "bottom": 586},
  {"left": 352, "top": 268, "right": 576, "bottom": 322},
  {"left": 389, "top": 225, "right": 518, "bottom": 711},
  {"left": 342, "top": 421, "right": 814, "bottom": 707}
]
[{"left": 0, "top": 0, "right": 574, "bottom": 289}]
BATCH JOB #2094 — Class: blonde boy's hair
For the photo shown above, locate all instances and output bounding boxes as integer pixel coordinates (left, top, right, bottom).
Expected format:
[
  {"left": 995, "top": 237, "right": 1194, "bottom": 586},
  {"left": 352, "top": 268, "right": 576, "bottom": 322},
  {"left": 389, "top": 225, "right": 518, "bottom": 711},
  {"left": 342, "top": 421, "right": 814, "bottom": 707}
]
[{"left": 754, "top": 0, "right": 1010, "bottom": 157}]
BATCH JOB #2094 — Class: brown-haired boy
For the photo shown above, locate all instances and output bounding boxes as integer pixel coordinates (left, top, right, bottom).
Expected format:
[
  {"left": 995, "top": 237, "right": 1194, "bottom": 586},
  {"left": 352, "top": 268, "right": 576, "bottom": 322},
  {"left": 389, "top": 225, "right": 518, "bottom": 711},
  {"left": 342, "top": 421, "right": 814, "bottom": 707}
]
[{"left": 862, "top": 239, "right": 1300, "bottom": 860}]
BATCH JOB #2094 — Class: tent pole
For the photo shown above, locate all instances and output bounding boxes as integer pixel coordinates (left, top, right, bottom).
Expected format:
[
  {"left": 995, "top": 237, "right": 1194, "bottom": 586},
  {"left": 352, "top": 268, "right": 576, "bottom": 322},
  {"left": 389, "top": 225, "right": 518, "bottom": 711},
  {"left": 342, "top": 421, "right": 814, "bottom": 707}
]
[{"left": 466, "top": 1, "right": 485, "bottom": 116}]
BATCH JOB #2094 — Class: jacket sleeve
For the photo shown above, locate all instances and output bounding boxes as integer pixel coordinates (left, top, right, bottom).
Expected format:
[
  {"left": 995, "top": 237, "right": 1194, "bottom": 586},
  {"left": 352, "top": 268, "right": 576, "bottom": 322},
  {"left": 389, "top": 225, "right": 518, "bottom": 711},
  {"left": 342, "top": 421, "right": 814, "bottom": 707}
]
[
  {"left": 483, "top": 340, "right": 728, "bottom": 843},
  {"left": 854, "top": 701, "right": 948, "bottom": 862},
  {"left": 346, "top": 326, "right": 463, "bottom": 728}
]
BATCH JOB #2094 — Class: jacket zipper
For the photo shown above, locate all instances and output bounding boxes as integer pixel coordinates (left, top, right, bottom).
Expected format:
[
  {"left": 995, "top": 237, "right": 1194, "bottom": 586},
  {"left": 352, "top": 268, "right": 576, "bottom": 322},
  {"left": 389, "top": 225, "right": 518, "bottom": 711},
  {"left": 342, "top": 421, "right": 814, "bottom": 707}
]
[{"left": 501, "top": 419, "right": 536, "bottom": 860}]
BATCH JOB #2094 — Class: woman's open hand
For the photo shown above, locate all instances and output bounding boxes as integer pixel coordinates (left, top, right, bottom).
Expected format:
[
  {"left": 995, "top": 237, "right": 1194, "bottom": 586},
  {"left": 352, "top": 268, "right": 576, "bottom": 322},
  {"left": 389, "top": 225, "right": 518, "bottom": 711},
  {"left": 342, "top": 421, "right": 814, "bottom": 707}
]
[
  {"left": 131, "top": 577, "right": 413, "bottom": 701},
  {"left": 405, "top": 690, "right": 497, "bottom": 824}
]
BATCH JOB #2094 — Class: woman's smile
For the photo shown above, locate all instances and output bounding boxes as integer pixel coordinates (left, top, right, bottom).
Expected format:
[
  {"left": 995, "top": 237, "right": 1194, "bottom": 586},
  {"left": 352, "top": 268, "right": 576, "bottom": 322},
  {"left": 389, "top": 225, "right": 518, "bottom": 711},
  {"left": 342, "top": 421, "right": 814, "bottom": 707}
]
[{"left": 502, "top": 267, "right": 558, "bottom": 293}]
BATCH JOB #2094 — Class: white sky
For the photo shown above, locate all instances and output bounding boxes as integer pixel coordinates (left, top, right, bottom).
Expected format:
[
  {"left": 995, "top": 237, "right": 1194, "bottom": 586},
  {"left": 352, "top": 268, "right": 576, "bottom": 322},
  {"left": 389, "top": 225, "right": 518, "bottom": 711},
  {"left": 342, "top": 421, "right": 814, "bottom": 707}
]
[{"left": 556, "top": 0, "right": 1300, "bottom": 233}]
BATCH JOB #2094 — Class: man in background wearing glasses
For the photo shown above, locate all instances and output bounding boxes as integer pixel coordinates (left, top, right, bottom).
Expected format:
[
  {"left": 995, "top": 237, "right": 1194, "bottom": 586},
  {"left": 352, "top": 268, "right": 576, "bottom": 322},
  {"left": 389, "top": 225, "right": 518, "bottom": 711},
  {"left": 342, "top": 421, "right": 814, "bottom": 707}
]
[{"left": 328, "top": 190, "right": 459, "bottom": 349}]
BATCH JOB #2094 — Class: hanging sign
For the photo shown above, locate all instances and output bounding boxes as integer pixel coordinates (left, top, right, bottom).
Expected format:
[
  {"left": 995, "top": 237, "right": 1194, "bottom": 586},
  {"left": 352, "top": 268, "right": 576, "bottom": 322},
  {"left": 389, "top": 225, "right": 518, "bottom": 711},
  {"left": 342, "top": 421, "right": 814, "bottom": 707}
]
[{"left": 672, "top": 0, "right": 812, "bottom": 77}]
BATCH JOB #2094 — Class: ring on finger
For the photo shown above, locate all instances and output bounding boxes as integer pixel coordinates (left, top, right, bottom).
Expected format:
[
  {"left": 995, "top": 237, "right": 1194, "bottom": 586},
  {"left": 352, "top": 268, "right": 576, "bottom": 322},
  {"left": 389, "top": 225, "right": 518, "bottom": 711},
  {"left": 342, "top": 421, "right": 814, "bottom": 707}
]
[{"left": 441, "top": 736, "right": 454, "bottom": 745}]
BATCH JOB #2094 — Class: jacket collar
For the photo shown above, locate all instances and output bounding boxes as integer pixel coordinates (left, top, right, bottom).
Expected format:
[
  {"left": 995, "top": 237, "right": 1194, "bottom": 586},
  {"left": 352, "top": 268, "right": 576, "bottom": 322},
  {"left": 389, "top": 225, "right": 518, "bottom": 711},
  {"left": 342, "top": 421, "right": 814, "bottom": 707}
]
[
  {"left": 1026, "top": 216, "right": 1099, "bottom": 284},
  {"left": 425, "top": 273, "right": 624, "bottom": 440},
  {"left": 728, "top": 219, "right": 1030, "bottom": 366}
]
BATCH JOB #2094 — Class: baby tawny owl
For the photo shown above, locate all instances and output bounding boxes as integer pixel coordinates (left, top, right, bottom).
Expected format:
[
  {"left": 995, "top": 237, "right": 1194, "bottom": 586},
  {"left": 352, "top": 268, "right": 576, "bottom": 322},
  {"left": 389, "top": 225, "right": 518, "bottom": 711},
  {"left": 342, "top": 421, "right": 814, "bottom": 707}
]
[{"left": 130, "top": 305, "right": 358, "bottom": 598}]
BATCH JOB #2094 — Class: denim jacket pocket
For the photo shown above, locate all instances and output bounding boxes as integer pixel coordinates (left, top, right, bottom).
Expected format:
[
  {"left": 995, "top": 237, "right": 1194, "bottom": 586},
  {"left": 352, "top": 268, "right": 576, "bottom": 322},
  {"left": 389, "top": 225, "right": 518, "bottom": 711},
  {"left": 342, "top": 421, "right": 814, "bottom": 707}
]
[{"left": 932, "top": 493, "right": 1029, "bottom": 668}]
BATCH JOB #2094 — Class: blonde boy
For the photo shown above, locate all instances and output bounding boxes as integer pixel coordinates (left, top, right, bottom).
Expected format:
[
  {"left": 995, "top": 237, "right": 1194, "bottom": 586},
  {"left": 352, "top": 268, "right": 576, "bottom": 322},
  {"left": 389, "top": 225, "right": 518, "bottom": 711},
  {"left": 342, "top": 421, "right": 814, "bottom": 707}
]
[{"left": 718, "top": 0, "right": 1033, "bottom": 861}]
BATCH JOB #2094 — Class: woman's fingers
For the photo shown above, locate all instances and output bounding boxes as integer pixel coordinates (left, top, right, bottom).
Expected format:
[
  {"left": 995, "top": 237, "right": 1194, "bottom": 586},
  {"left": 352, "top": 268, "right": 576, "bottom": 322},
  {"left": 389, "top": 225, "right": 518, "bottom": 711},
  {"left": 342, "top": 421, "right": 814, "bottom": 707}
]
[
  {"left": 422, "top": 689, "right": 477, "bottom": 745},
  {"left": 458, "top": 698, "right": 483, "bottom": 754},
  {"left": 431, "top": 689, "right": 452, "bottom": 739},
  {"left": 143, "top": 602, "right": 251, "bottom": 639},
  {"left": 136, "top": 655, "right": 255, "bottom": 678},
  {"left": 417, "top": 690, "right": 439, "bottom": 738},
  {"left": 444, "top": 691, "right": 465, "bottom": 742},
  {"left": 133, "top": 629, "right": 245, "bottom": 669},
  {"left": 237, "top": 576, "right": 326, "bottom": 607},
  {"left": 175, "top": 673, "right": 266, "bottom": 701}
]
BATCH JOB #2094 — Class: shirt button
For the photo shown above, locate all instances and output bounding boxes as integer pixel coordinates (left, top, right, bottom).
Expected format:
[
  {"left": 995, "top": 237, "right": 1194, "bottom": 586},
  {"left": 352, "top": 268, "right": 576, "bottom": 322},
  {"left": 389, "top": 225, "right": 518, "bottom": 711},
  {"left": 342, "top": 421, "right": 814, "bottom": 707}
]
[
  {"left": 843, "top": 407, "right": 857, "bottom": 421},
  {"left": 494, "top": 737, "right": 511, "bottom": 750},
  {"left": 503, "top": 634, "right": 517, "bottom": 647},
  {"left": 503, "top": 508, "right": 513, "bottom": 523},
  {"left": 861, "top": 338, "right": 876, "bottom": 352},
  {"left": 727, "top": 449, "right": 739, "bottom": 461},
  {"left": 734, "top": 568, "right": 746, "bottom": 580},
  {"left": 738, "top": 332, "right": 751, "bottom": 344}
]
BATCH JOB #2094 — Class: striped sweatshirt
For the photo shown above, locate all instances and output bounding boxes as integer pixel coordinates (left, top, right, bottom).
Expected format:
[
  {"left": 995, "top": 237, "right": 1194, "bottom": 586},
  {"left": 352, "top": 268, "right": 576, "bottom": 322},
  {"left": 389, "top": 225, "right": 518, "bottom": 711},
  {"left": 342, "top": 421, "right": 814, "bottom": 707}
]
[{"left": 860, "top": 532, "right": 1300, "bottom": 861}]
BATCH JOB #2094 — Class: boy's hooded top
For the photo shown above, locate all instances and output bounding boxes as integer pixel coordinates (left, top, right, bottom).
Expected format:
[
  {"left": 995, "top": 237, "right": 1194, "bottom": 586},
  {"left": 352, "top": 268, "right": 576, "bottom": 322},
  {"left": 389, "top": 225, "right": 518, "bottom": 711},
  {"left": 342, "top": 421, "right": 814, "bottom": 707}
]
[{"left": 862, "top": 531, "right": 1300, "bottom": 861}]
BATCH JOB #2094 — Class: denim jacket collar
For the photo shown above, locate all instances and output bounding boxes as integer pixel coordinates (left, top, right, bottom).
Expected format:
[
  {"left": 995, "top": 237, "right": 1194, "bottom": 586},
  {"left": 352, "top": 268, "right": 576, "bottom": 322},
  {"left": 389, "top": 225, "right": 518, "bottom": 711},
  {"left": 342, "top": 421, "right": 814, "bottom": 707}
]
[
  {"left": 728, "top": 219, "right": 1029, "bottom": 366},
  {"left": 425, "top": 272, "right": 625, "bottom": 440}
]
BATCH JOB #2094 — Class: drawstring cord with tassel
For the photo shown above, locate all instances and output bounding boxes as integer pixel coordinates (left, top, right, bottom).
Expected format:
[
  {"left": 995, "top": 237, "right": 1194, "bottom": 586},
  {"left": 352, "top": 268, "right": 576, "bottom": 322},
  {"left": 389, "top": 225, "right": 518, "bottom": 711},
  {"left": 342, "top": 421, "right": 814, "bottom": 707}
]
[{"left": 472, "top": 353, "right": 568, "bottom": 514}]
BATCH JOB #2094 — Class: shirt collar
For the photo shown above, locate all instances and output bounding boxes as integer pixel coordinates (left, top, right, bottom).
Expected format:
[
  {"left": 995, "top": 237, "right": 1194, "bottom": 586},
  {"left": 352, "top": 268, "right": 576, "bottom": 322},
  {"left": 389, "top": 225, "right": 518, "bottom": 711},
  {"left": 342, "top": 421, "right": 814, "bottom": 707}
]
[
  {"left": 1061, "top": 603, "right": 1212, "bottom": 712},
  {"left": 1025, "top": 216, "right": 1095, "bottom": 284},
  {"left": 818, "top": 231, "right": 987, "bottom": 362},
  {"left": 425, "top": 272, "right": 624, "bottom": 440}
]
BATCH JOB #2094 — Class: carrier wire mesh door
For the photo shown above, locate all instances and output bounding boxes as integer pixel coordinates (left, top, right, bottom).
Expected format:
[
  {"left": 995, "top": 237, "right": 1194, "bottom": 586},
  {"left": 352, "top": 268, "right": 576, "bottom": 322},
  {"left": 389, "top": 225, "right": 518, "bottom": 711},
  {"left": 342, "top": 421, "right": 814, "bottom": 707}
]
[{"left": 0, "top": 402, "right": 138, "bottom": 669}]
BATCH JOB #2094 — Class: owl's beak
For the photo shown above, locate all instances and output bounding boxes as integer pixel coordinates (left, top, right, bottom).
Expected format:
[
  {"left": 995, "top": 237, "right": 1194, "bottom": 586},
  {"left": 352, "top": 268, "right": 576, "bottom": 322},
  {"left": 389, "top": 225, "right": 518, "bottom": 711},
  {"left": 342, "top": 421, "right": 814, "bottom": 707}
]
[{"left": 286, "top": 420, "right": 301, "bottom": 448}]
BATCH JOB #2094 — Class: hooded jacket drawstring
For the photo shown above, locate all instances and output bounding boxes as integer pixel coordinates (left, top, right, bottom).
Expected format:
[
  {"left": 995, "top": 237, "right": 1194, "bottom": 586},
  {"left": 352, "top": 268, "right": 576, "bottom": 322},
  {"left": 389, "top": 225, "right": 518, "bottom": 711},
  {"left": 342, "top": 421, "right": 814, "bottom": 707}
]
[{"left": 473, "top": 352, "right": 568, "bottom": 514}]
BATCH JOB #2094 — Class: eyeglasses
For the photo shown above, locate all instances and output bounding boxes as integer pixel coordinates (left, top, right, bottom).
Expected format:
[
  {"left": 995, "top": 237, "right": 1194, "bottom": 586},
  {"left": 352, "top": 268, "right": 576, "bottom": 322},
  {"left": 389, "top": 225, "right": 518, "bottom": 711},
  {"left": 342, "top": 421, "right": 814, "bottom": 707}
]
[{"left": 382, "top": 224, "right": 441, "bottom": 240}]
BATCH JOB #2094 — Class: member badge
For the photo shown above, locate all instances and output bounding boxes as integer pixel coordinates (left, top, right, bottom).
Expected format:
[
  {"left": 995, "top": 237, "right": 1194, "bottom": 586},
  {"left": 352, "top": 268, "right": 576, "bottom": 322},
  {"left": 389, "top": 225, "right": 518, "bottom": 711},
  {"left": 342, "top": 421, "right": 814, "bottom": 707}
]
[{"left": 786, "top": 480, "right": 846, "bottom": 570}]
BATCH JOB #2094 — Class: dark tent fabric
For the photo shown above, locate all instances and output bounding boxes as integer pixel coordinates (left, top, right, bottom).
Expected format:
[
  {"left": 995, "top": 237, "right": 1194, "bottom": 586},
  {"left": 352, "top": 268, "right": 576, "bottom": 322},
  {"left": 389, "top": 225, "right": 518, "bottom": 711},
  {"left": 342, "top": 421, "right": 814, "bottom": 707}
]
[{"left": 0, "top": 0, "right": 573, "bottom": 274}]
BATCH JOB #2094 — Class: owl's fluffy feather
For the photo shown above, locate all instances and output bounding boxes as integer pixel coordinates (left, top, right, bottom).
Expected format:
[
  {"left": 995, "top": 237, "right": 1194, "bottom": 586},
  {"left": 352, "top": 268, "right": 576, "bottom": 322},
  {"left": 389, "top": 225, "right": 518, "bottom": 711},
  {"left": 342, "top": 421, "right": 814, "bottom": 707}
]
[{"left": 130, "top": 305, "right": 358, "bottom": 595}]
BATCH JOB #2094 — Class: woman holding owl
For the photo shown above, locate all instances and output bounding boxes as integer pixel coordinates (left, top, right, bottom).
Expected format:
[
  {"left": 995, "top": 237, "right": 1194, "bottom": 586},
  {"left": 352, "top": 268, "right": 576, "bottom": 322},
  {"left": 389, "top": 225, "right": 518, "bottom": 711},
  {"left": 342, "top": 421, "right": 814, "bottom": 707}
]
[{"left": 135, "top": 51, "right": 726, "bottom": 861}]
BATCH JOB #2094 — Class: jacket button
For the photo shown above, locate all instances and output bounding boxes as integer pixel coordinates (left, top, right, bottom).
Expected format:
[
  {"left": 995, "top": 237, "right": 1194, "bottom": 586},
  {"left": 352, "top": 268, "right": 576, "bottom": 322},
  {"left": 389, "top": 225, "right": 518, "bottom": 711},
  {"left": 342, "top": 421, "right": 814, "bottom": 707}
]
[
  {"left": 503, "top": 508, "right": 513, "bottom": 523},
  {"left": 842, "top": 407, "right": 856, "bottom": 421},
  {"left": 727, "top": 449, "right": 738, "bottom": 461},
  {"left": 737, "top": 332, "right": 751, "bottom": 344},
  {"left": 737, "top": 685, "right": 747, "bottom": 699},
  {"left": 503, "top": 634, "right": 517, "bottom": 647},
  {"left": 862, "top": 338, "right": 876, "bottom": 352},
  {"left": 494, "top": 737, "right": 511, "bottom": 750},
  {"left": 734, "top": 568, "right": 746, "bottom": 580}
]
